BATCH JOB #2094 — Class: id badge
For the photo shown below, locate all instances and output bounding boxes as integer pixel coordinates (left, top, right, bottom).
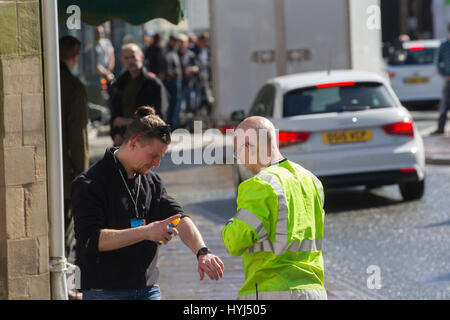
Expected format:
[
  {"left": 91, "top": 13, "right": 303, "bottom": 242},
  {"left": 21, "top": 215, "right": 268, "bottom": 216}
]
[{"left": 130, "top": 218, "right": 145, "bottom": 228}]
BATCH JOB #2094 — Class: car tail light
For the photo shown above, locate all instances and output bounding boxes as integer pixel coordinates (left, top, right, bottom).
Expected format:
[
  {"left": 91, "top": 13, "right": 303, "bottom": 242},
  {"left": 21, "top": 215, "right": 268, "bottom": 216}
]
[
  {"left": 316, "top": 81, "right": 356, "bottom": 88},
  {"left": 401, "top": 168, "right": 416, "bottom": 173},
  {"left": 388, "top": 71, "right": 395, "bottom": 78},
  {"left": 219, "top": 125, "right": 234, "bottom": 135},
  {"left": 382, "top": 119, "right": 414, "bottom": 137},
  {"left": 408, "top": 45, "right": 425, "bottom": 51},
  {"left": 278, "top": 131, "right": 311, "bottom": 148}
]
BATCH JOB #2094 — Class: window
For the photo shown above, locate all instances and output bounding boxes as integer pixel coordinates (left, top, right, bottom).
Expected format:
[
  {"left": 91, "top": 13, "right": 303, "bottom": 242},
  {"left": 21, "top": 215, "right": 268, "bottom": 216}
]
[
  {"left": 283, "top": 82, "right": 395, "bottom": 117},
  {"left": 248, "top": 85, "right": 276, "bottom": 117},
  {"left": 388, "top": 48, "right": 437, "bottom": 66}
]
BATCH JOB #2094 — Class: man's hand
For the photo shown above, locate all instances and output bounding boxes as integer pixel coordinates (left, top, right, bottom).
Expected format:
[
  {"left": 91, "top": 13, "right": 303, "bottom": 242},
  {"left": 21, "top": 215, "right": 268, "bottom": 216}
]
[
  {"left": 142, "top": 214, "right": 182, "bottom": 244},
  {"left": 198, "top": 253, "right": 224, "bottom": 281}
]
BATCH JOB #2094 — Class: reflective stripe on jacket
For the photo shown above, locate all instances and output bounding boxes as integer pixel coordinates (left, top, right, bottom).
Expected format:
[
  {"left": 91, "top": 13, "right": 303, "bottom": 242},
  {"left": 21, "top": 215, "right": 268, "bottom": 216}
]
[{"left": 222, "top": 159, "right": 326, "bottom": 299}]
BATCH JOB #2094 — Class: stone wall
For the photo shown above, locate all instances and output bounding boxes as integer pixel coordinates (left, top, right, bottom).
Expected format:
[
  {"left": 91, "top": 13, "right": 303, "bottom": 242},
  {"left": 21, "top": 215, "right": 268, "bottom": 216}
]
[{"left": 0, "top": 0, "right": 50, "bottom": 299}]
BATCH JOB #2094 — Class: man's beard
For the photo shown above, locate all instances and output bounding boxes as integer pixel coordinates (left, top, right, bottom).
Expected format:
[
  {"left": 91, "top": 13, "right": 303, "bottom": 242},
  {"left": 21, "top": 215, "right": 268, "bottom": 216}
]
[{"left": 128, "top": 63, "right": 140, "bottom": 73}]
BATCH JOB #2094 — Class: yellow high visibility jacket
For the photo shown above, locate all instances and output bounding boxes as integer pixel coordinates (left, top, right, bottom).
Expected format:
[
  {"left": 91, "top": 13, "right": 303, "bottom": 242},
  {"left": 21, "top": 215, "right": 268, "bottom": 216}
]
[{"left": 222, "top": 159, "right": 326, "bottom": 300}]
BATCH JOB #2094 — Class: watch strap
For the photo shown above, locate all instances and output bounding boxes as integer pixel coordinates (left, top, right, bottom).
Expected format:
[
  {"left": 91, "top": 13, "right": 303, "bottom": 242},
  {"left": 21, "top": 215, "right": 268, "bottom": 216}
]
[{"left": 196, "top": 247, "right": 211, "bottom": 259}]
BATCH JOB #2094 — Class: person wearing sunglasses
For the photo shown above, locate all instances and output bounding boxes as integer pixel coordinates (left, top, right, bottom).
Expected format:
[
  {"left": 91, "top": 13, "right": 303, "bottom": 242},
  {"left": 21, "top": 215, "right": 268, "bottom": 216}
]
[{"left": 72, "top": 106, "right": 224, "bottom": 300}]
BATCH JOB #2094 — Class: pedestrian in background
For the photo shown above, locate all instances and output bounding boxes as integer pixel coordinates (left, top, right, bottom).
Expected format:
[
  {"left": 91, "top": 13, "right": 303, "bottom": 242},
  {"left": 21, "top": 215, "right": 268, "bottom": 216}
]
[
  {"left": 165, "top": 33, "right": 179, "bottom": 53},
  {"left": 95, "top": 25, "right": 115, "bottom": 83},
  {"left": 222, "top": 116, "right": 327, "bottom": 300},
  {"left": 109, "top": 43, "right": 168, "bottom": 146},
  {"left": 188, "top": 33, "right": 198, "bottom": 53},
  {"left": 144, "top": 32, "right": 166, "bottom": 80},
  {"left": 164, "top": 34, "right": 183, "bottom": 128},
  {"left": 432, "top": 23, "right": 450, "bottom": 135},
  {"left": 59, "top": 36, "right": 90, "bottom": 259},
  {"left": 143, "top": 30, "right": 154, "bottom": 52},
  {"left": 195, "top": 33, "right": 210, "bottom": 67},
  {"left": 72, "top": 106, "right": 224, "bottom": 300},
  {"left": 178, "top": 34, "right": 199, "bottom": 114},
  {"left": 193, "top": 32, "right": 212, "bottom": 112}
]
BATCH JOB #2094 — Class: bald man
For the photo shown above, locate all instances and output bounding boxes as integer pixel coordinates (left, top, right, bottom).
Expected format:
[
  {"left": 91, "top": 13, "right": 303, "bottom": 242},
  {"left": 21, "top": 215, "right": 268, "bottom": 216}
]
[
  {"left": 222, "top": 116, "right": 327, "bottom": 300},
  {"left": 109, "top": 43, "right": 168, "bottom": 146}
]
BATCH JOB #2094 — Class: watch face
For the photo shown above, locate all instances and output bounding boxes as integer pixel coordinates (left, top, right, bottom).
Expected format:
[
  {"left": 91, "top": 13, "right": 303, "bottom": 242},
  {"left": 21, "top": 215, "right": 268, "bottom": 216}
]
[{"left": 198, "top": 247, "right": 209, "bottom": 257}]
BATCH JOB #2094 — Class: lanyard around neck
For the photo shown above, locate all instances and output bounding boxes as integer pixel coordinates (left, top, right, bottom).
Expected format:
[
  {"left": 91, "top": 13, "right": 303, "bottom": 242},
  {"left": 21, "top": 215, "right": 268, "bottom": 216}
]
[{"left": 113, "top": 150, "right": 142, "bottom": 218}]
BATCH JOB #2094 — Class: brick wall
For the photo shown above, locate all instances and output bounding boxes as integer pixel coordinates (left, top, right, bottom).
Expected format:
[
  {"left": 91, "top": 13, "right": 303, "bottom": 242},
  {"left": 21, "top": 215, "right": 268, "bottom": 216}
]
[{"left": 0, "top": 0, "right": 50, "bottom": 299}]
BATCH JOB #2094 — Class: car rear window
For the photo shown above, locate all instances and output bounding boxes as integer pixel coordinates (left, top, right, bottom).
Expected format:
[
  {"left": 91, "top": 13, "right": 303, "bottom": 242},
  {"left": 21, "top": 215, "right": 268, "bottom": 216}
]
[
  {"left": 388, "top": 48, "right": 437, "bottom": 66},
  {"left": 283, "top": 82, "right": 395, "bottom": 117}
]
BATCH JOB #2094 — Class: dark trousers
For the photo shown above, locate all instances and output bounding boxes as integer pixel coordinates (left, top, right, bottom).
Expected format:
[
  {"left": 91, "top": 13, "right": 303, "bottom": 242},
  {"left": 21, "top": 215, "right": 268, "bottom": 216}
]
[
  {"left": 165, "top": 79, "right": 182, "bottom": 128},
  {"left": 83, "top": 285, "right": 161, "bottom": 300},
  {"left": 438, "top": 80, "right": 450, "bottom": 132}
]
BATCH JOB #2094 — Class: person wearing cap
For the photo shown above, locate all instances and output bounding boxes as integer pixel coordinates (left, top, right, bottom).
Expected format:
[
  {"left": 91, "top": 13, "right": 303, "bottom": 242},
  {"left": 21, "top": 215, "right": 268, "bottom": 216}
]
[
  {"left": 222, "top": 116, "right": 327, "bottom": 300},
  {"left": 72, "top": 106, "right": 224, "bottom": 300}
]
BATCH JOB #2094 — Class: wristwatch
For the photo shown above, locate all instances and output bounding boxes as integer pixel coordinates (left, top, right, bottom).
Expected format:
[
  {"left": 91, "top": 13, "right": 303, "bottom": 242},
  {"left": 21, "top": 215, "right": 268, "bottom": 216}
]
[{"left": 196, "top": 247, "right": 211, "bottom": 260}]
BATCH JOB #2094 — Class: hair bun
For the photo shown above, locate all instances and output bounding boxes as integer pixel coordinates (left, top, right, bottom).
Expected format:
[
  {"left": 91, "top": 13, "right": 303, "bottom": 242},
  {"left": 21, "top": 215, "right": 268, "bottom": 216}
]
[{"left": 134, "top": 106, "right": 156, "bottom": 119}]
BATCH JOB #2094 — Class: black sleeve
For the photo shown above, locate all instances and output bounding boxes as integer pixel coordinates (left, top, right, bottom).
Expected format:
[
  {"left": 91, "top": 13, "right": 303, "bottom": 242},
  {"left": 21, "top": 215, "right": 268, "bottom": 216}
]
[
  {"left": 151, "top": 78, "right": 163, "bottom": 116},
  {"left": 72, "top": 175, "right": 106, "bottom": 255},
  {"left": 147, "top": 77, "right": 168, "bottom": 118},
  {"left": 151, "top": 172, "right": 188, "bottom": 221}
]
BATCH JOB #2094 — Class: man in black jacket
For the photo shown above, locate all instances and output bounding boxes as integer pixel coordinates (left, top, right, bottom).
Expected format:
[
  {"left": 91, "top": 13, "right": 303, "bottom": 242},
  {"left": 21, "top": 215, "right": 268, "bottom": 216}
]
[
  {"left": 144, "top": 32, "right": 166, "bottom": 79},
  {"left": 59, "top": 36, "right": 89, "bottom": 260},
  {"left": 72, "top": 106, "right": 224, "bottom": 300},
  {"left": 109, "top": 43, "right": 168, "bottom": 146}
]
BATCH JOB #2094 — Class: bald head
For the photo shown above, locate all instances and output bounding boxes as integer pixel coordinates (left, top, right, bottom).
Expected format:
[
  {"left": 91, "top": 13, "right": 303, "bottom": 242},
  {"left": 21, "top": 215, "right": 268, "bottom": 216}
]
[
  {"left": 234, "top": 116, "right": 283, "bottom": 173},
  {"left": 121, "top": 43, "right": 143, "bottom": 55},
  {"left": 121, "top": 43, "right": 144, "bottom": 75},
  {"left": 236, "top": 116, "right": 277, "bottom": 146},
  {"left": 95, "top": 26, "right": 105, "bottom": 40}
]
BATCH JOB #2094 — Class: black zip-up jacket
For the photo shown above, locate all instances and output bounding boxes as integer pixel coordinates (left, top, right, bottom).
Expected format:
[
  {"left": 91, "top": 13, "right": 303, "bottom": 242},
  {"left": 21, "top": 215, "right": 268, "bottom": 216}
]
[
  {"left": 72, "top": 147, "right": 185, "bottom": 290},
  {"left": 109, "top": 67, "right": 168, "bottom": 139}
]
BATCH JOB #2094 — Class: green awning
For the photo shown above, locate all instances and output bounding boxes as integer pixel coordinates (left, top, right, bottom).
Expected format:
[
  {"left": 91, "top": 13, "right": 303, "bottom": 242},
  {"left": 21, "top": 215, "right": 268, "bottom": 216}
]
[{"left": 58, "top": 0, "right": 184, "bottom": 26}]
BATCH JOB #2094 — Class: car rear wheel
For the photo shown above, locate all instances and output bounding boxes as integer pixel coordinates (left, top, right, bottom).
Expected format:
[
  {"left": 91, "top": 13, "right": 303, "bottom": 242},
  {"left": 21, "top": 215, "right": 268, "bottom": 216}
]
[{"left": 399, "top": 179, "right": 425, "bottom": 201}]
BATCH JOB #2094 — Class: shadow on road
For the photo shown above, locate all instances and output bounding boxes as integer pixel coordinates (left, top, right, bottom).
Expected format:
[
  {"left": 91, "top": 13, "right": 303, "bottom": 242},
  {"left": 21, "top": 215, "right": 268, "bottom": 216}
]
[
  {"left": 185, "top": 198, "right": 237, "bottom": 225},
  {"left": 422, "top": 219, "right": 450, "bottom": 229},
  {"left": 324, "top": 187, "right": 405, "bottom": 214}
]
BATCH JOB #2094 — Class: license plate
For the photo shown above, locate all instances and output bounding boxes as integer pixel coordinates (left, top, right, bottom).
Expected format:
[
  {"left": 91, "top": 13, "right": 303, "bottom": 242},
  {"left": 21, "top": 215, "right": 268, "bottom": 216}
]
[
  {"left": 323, "top": 129, "right": 372, "bottom": 145},
  {"left": 404, "top": 77, "right": 429, "bottom": 84}
]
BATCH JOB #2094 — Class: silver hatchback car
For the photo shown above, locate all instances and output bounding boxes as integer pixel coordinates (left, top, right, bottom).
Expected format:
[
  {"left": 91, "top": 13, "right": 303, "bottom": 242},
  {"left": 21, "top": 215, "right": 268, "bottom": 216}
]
[{"left": 232, "top": 70, "right": 426, "bottom": 201}]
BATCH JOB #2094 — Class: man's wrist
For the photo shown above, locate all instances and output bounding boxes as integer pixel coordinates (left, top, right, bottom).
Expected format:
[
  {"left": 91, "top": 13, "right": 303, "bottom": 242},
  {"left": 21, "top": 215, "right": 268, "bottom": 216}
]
[{"left": 196, "top": 247, "right": 211, "bottom": 260}]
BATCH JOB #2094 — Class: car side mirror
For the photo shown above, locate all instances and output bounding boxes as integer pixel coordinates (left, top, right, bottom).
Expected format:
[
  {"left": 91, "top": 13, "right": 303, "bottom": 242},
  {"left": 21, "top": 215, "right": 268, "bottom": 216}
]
[{"left": 231, "top": 110, "right": 245, "bottom": 122}]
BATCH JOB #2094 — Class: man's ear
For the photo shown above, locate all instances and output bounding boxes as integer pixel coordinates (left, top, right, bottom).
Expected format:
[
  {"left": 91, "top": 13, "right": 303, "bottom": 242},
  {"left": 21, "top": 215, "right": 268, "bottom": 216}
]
[
  {"left": 73, "top": 53, "right": 80, "bottom": 65},
  {"left": 128, "top": 136, "right": 138, "bottom": 150}
]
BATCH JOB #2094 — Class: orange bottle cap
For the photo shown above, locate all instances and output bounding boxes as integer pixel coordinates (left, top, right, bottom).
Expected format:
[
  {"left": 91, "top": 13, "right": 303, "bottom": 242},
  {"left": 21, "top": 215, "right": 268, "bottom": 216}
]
[{"left": 171, "top": 218, "right": 181, "bottom": 227}]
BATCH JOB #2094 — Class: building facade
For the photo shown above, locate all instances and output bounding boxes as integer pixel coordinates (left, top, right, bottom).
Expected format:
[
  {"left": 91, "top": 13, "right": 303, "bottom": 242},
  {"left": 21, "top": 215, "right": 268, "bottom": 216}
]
[{"left": 0, "top": 0, "right": 51, "bottom": 299}]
